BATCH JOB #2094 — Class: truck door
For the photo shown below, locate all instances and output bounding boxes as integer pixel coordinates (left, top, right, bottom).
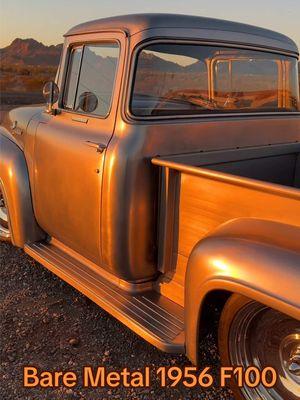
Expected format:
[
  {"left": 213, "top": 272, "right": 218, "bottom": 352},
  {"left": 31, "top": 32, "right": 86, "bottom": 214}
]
[{"left": 33, "top": 39, "right": 122, "bottom": 264}]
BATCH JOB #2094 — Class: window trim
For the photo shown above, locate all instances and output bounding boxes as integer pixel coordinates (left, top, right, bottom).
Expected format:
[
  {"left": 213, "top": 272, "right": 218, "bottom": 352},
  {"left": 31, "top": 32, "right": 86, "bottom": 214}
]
[
  {"left": 125, "top": 38, "right": 300, "bottom": 121},
  {"left": 62, "top": 45, "right": 83, "bottom": 111},
  {"left": 60, "top": 40, "right": 121, "bottom": 119}
]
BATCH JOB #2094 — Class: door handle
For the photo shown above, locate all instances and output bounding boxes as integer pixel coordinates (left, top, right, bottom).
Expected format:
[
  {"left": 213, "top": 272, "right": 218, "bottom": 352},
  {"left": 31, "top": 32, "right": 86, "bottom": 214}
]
[{"left": 85, "top": 141, "right": 107, "bottom": 153}]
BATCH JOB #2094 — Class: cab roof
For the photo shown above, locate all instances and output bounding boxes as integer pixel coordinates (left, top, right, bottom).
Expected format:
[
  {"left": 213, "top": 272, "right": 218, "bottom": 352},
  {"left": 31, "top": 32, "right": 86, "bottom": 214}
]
[{"left": 65, "top": 13, "right": 298, "bottom": 56}]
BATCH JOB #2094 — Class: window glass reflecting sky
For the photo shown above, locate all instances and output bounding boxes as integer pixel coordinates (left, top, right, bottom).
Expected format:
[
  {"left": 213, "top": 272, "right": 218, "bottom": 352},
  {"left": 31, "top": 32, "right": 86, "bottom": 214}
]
[{"left": 0, "top": 0, "right": 299, "bottom": 49}]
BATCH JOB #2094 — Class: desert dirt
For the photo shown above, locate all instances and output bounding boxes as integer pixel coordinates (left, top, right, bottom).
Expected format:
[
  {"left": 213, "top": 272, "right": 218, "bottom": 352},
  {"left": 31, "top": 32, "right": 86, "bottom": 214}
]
[
  {"left": 0, "top": 242, "right": 233, "bottom": 400},
  {"left": 0, "top": 103, "right": 233, "bottom": 399}
]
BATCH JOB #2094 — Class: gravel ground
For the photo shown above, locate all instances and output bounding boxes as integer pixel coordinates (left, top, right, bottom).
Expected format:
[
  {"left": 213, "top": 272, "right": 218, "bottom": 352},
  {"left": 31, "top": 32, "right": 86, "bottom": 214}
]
[{"left": 0, "top": 242, "right": 234, "bottom": 400}]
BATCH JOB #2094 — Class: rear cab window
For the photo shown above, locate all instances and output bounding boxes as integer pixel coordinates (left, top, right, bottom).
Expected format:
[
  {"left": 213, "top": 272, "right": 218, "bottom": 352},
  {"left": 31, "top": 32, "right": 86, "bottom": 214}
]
[
  {"left": 63, "top": 43, "right": 120, "bottom": 117},
  {"left": 130, "top": 43, "right": 300, "bottom": 117}
]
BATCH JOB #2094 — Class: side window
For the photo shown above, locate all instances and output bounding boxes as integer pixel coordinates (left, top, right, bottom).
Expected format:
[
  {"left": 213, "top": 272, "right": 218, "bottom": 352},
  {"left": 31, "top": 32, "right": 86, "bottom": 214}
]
[{"left": 63, "top": 43, "right": 119, "bottom": 117}]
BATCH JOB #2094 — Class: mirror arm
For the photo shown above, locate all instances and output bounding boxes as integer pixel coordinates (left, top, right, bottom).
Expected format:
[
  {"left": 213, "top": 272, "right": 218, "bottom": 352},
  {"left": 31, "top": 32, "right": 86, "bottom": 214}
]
[
  {"left": 43, "top": 81, "right": 60, "bottom": 115},
  {"left": 46, "top": 81, "right": 54, "bottom": 114}
]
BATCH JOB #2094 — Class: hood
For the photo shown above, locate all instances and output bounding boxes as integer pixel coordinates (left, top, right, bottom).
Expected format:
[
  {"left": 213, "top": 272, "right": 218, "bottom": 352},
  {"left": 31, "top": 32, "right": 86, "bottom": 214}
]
[{"left": 0, "top": 105, "right": 45, "bottom": 149}]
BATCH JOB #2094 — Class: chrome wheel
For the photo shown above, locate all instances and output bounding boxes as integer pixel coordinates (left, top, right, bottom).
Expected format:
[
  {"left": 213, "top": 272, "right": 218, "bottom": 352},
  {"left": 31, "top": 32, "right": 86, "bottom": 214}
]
[
  {"left": 229, "top": 301, "right": 300, "bottom": 399},
  {"left": 0, "top": 189, "right": 11, "bottom": 240}
]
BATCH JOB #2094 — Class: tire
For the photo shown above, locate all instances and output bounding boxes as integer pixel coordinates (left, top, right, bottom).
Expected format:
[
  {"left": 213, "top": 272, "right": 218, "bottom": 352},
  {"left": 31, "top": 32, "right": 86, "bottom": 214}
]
[
  {"left": 218, "top": 294, "right": 300, "bottom": 400},
  {"left": 0, "top": 188, "right": 11, "bottom": 241}
]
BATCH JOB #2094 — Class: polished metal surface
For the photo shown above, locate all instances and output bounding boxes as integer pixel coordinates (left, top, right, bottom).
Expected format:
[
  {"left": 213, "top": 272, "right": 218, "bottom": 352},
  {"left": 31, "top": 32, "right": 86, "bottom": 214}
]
[
  {"left": 0, "top": 14, "right": 300, "bottom": 364},
  {"left": 0, "top": 133, "right": 45, "bottom": 246},
  {"left": 30, "top": 31, "right": 128, "bottom": 268},
  {"left": 25, "top": 25, "right": 300, "bottom": 282},
  {"left": 65, "top": 14, "right": 299, "bottom": 56},
  {"left": 85, "top": 141, "right": 107, "bottom": 153},
  {"left": 287, "top": 343, "right": 300, "bottom": 376},
  {"left": 228, "top": 302, "right": 300, "bottom": 399},
  {"left": 25, "top": 241, "right": 185, "bottom": 353},
  {"left": 184, "top": 218, "right": 300, "bottom": 365},
  {"left": 0, "top": 189, "right": 10, "bottom": 240}
]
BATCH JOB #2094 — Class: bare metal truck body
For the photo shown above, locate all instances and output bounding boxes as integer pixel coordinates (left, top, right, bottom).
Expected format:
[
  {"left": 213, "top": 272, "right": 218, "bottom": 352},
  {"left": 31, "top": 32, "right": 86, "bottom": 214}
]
[{"left": 1, "top": 14, "right": 300, "bottom": 399}]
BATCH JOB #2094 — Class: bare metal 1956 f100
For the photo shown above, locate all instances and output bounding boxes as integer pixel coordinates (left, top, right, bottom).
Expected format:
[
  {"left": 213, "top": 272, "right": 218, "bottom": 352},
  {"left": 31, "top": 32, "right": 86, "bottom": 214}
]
[{"left": 1, "top": 13, "right": 300, "bottom": 399}]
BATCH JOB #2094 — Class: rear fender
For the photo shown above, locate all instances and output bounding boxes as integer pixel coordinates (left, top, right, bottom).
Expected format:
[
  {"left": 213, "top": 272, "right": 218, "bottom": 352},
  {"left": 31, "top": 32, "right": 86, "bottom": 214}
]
[
  {"left": 0, "top": 131, "right": 45, "bottom": 246},
  {"left": 185, "top": 218, "right": 300, "bottom": 365}
]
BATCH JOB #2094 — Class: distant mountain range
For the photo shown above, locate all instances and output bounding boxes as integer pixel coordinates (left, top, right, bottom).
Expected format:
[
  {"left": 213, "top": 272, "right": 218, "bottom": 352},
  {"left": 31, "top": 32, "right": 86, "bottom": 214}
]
[
  {"left": 1, "top": 38, "right": 299, "bottom": 84},
  {"left": 0, "top": 38, "right": 62, "bottom": 66}
]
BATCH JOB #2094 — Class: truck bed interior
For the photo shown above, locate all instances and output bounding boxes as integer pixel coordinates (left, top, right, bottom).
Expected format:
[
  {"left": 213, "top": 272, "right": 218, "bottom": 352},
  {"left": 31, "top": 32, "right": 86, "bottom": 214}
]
[
  {"left": 161, "top": 142, "right": 300, "bottom": 188},
  {"left": 204, "top": 150, "right": 300, "bottom": 188},
  {"left": 153, "top": 142, "right": 300, "bottom": 306}
]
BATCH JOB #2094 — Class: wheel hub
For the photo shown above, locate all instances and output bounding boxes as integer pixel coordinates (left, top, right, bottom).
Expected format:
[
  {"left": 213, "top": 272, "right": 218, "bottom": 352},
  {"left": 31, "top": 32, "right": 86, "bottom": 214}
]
[
  {"left": 229, "top": 302, "right": 300, "bottom": 400},
  {"left": 281, "top": 334, "right": 300, "bottom": 379},
  {"left": 289, "top": 353, "right": 300, "bottom": 376}
]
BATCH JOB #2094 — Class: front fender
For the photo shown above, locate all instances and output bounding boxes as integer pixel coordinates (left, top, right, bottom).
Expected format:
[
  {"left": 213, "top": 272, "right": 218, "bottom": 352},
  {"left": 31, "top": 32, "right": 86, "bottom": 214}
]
[
  {"left": 0, "top": 132, "right": 45, "bottom": 246},
  {"left": 185, "top": 218, "right": 300, "bottom": 365}
]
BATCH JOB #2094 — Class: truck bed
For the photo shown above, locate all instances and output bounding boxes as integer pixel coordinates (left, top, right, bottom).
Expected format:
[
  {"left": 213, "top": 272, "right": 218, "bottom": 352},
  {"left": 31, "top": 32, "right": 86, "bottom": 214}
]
[{"left": 152, "top": 142, "right": 300, "bottom": 306}]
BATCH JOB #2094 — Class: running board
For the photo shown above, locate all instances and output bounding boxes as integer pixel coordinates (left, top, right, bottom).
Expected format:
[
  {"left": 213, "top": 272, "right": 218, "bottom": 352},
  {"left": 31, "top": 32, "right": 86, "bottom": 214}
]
[{"left": 25, "top": 242, "right": 185, "bottom": 353}]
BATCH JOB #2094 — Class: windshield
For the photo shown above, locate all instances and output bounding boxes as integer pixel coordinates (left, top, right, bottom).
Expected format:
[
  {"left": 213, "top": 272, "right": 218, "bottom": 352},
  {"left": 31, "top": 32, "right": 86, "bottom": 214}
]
[{"left": 131, "top": 43, "right": 300, "bottom": 117}]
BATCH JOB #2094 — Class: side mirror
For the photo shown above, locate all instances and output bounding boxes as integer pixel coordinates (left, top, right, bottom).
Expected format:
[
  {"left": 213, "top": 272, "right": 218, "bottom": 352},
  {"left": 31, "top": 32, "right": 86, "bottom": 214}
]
[
  {"left": 43, "top": 81, "right": 59, "bottom": 114},
  {"left": 77, "top": 91, "right": 98, "bottom": 113}
]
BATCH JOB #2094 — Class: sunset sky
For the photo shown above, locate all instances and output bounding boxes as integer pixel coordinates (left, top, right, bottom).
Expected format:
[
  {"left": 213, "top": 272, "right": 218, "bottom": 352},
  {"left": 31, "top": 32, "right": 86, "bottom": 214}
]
[{"left": 0, "top": 0, "right": 299, "bottom": 50}]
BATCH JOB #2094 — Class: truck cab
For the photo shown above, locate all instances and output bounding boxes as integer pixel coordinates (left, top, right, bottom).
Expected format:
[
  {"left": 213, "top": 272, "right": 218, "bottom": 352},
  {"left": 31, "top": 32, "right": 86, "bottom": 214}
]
[{"left": 1, "top": 14, "right": 300, "bottom": 400}]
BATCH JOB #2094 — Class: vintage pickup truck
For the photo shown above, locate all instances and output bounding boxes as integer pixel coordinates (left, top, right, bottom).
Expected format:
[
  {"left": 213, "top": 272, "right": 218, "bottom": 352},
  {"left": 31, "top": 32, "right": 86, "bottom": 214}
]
[{"left": 1, "top": 13, "right": 300, "bottom": 399}]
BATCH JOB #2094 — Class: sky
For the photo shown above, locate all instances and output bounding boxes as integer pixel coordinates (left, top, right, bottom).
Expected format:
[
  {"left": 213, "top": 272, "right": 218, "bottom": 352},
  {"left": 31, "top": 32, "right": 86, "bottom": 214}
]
[{"left": 0, "top": 0, "right": 299, "bottom": 50}]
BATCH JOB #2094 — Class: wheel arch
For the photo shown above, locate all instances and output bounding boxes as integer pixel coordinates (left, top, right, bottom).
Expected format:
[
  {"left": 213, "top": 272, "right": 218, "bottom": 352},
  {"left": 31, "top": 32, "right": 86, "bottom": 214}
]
[
  {"left": 0, "top": 132, "right": 45, "bottom": 246},
  {"left": 185, "top": 217, "right": 300, "bottom": 365}
]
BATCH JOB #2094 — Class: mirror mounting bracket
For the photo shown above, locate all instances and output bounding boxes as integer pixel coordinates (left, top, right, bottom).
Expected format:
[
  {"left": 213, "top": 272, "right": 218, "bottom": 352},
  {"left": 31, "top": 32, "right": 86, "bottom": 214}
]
[{"left": 45, "top": 107, "right": 61, "bottom": 116}]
